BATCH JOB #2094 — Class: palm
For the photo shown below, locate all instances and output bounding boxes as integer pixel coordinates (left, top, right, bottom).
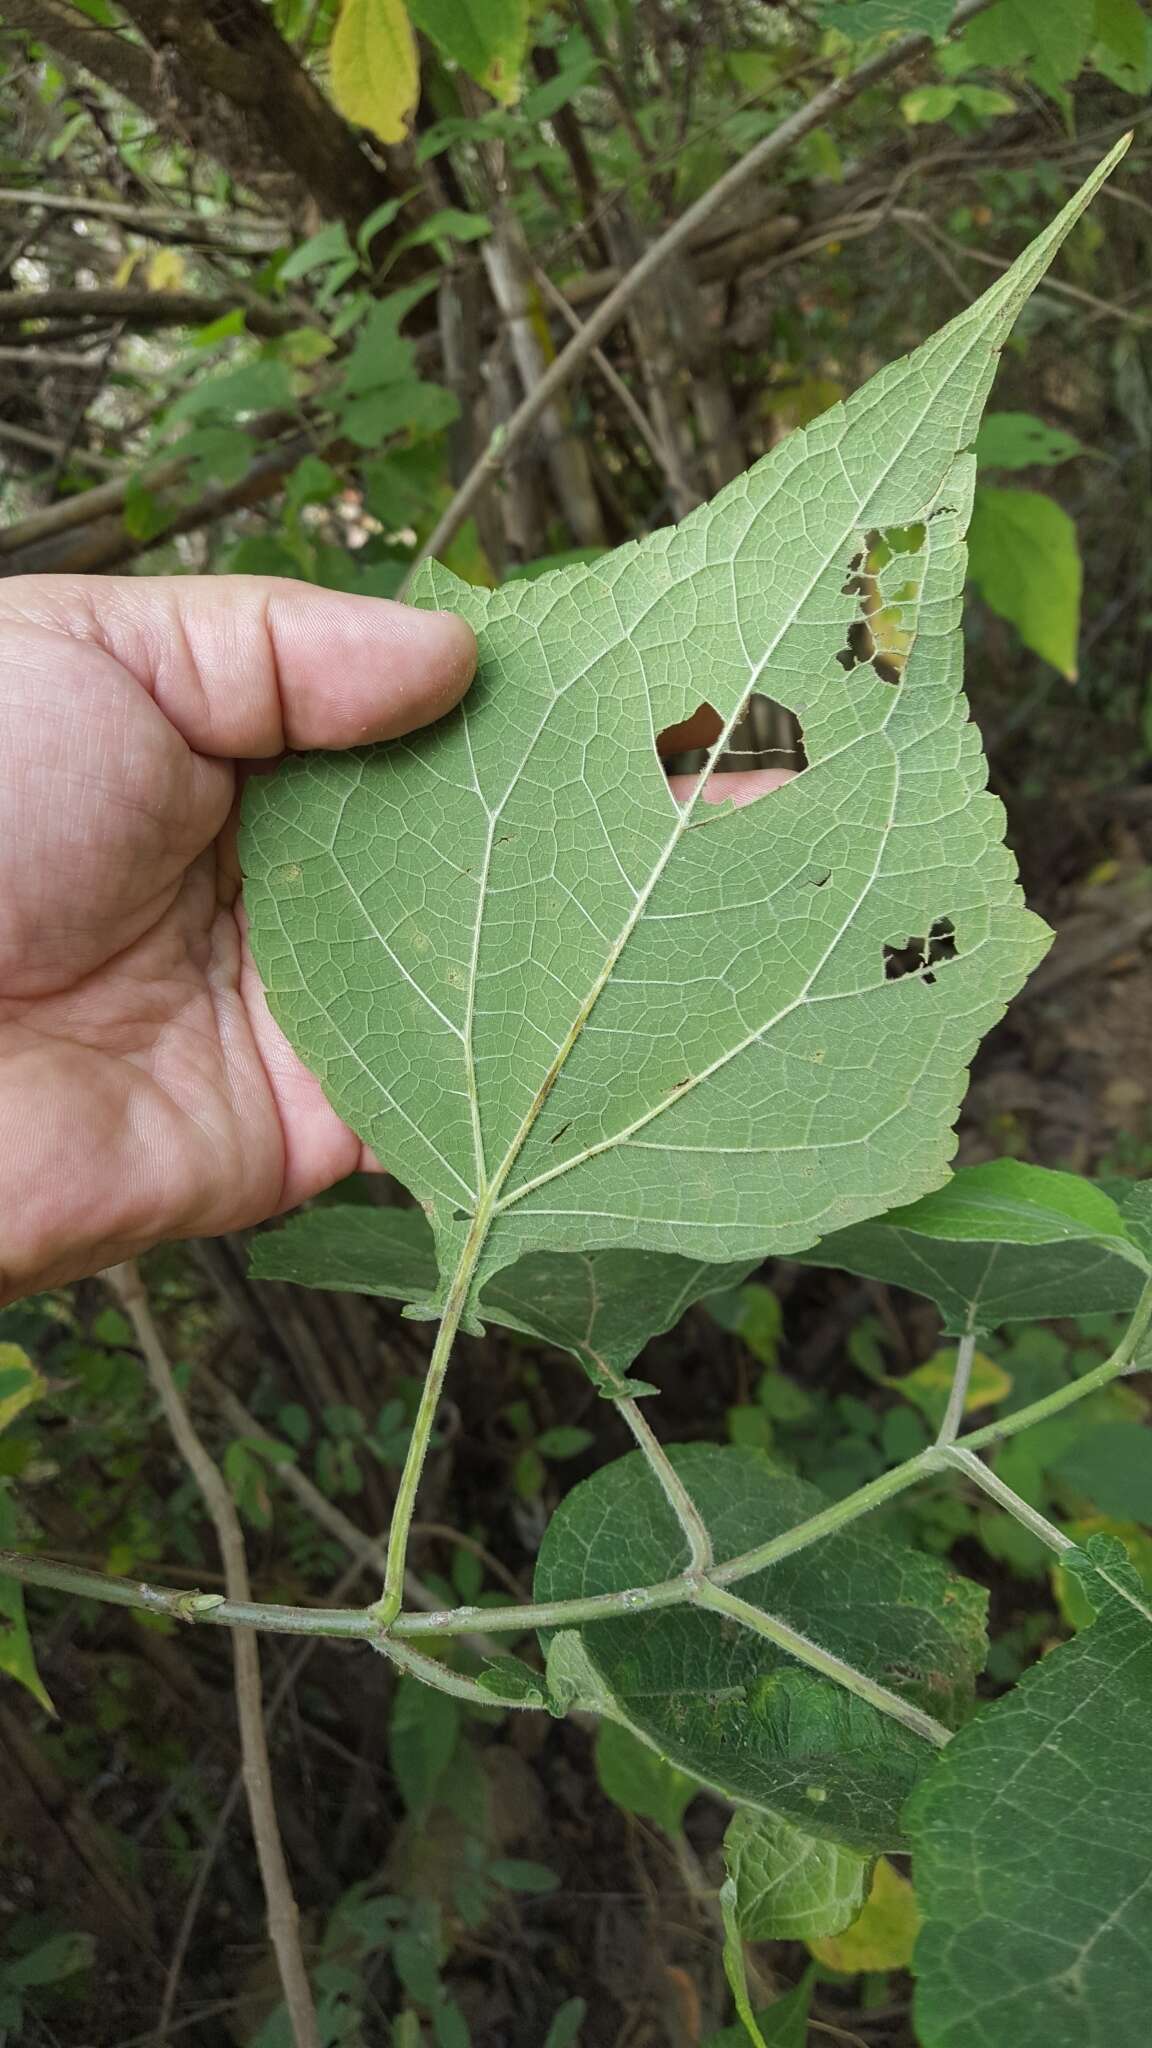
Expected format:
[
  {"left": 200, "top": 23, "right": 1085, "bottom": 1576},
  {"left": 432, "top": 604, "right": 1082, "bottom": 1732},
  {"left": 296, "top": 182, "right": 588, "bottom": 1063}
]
[{"left": 0, "top": 575, "right": 475, "bottom": 1304}]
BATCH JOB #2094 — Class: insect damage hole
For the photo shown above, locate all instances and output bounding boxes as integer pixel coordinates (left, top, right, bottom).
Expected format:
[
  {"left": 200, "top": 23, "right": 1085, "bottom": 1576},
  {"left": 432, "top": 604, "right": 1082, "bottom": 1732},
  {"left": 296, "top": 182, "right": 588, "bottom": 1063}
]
[
  {"left": 838, "top": 524, "right": 926, "bottom": 686},
  {"left": 657, "top": 696, "right": 807, "bottom": 809},
  {"left": 883, "top": 917, "right": 957, "bottom": 986}
]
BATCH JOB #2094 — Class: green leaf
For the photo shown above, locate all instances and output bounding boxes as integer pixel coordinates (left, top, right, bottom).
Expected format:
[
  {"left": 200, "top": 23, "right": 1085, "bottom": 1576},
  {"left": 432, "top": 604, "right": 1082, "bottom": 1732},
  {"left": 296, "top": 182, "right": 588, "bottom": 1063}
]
[
  {"left": 329, "top": 0, "right": 419, "bottom": 146},
  {"left": 251, "top": 1206, "right": 759, "bottom": 1397},
  {"left": 356, "top": 195, "right": 408, "bottom": 256},
  {"left": 284, "top": 455, "right": 341, "bottom": 521},
  {"left": 702, "top": 1972, "right": 813, "bottom": 2048},
  {"left": 1092, "top": 0, "right": 1152, "bottom": 92},
  {"left": 724, "top": 1808, "right": 870, "bottom": 1941},
  {"left": 279, "top": 222, "right": 353, "bottom": 282},
  {"left": 408, "top": 0, "right": 529, "bottom": 105},
  {"left": 487, "top": 1857, "right": 560, "bottom": 1893},
  {"left": 968, "top": 486, "right": 1083, "bottom": 678},
  {"left": 0, "top": 1493, "right": 53, "bottom": 1712},
  {"left": 595, "top": 1718, "right": 696, "bottom": 1833},
  {"left": 797, "top": 1160, "right": 1148, "bottom": 1334},
  {"left": 535, "top": 1426, "right": 593, "bottom": 1459},
  {"left": 821, "top": 0, "right": 955, "bottom": 38},
  {"left": 166, "top": 359, "right": 294, "bottom": 426},
  {"left": 0, "top": 1346, "right": 45, "bottom": 1434},
  {"left": 397, "top": 208, "right": 492, "bottom": 251},
  {"left": 974, "top": 411, "right": 1084, "bottom": 470},
  {"left": 242, "top": 150, "right": 1126, "bottom": 1319},
  {"left": 965, "top": 0, "right": 1095, "bottom": 86},
  {"left": 389, "top": 1672, "right": 460, "bottom": 1815},
  {"left": 3, "top": 1931, "right": 95, "bottom": 1989},
  {"left": 543, "top": 2000, "right": 587, "bottom": 2048},
  {"left": 475, "top": 1655, "right": 546, "bottom": 1707},
  {"left": 908, "top": 1540, "right": 1152, "bottom": 2047},
  {"left": 1052, "top": 1422, "right": 1152, "bottom": 1523},
  {"left": 336, "top": 381, "right": 459, "bottom": 447},
  {"left": 535, "top": 1445, "right": 987, "bottom": 1850}
]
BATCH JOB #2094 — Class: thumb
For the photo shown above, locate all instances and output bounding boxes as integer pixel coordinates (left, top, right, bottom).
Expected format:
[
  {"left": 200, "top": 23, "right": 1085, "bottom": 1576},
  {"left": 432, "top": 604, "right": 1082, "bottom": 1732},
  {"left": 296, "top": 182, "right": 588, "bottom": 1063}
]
[{"left": 0, "top": 572, "right": 476, "bottom": 757}]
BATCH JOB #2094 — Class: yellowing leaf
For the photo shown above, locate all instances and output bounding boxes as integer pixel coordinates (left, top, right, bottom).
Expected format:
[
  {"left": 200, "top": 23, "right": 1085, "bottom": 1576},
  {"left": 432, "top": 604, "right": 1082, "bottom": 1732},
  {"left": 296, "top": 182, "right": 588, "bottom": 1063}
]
[
  {"left": 112, "top": 251, "right": 139, "bottom": 288},
  {"left": 888, "top": 1346, "right": 1011, "bottom": 1426},
  {"left": 808, "top": 1857, "right": 920, "bottom": 1973},
  {"left": 0, "top": 1345, "right": 46, "bottom": 1435},
  {"left": 146, "top": 247, "right": 186, "bottom": 292},
  {"left": 330, "top": 0, "right": 419, "bottom": 146}
]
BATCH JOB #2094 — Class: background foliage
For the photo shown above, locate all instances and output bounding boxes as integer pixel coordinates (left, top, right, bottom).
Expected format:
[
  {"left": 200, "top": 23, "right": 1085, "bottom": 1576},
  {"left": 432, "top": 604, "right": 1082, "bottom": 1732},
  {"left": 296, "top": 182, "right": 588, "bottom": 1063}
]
[{"left": 1, "top": 1, "right": 1151, "bottom": 2043}]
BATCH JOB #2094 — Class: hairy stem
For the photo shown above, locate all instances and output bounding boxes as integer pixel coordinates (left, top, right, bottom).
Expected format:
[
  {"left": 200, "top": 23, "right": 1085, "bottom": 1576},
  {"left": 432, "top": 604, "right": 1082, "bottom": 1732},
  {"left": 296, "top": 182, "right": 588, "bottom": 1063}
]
[
  {"left": 940, "top": 1444, "right": 1073, "bottom": 1554},
  {"left": 618, "top": 1398, "right": 714, "bottom": 1571},
  {"left": 937, "top": 1328, "right": 978, "bottom": 1446},
  {"left": 694, "top": 1581, "right": 951, "bottom": 1748},
  {"left": 105, "top": 1264, "right": 319, "bottom": 2048},
  {"left": 373, "top": 1213, "right": 490, "bottom": 1625},
  {"left": 962, "top": 1278, "right": 1152, "bottom": 1452}
]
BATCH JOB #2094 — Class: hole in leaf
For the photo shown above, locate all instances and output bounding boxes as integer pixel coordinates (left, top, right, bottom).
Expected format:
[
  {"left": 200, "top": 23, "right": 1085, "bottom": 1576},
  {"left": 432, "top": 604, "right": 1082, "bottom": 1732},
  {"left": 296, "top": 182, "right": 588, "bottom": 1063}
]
[
  {"left": 837, "top": 524, "right": 926, "bottom": 686},
  {"left": 657, "top": 696, "right": 807, "bottom": 808},
  {"left": 883, "top": 916, "right": 957, "bottom": 986}
]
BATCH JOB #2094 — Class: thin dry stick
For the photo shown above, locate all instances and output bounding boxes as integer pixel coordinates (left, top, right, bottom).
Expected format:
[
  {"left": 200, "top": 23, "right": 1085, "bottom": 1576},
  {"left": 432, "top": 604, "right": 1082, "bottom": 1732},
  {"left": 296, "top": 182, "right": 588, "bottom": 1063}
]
[
  {"left": 533, "top": 264, "right": 694, "bottom": 505},
  {"left": 106, "top": 1264, "right": 320, "bottom": 2048},
  {"left": 157, "top": 1558, "right": 364, "bottom": 2043},
  {"left": 402, "top": 0, "right": 996, "bottom": 587}
]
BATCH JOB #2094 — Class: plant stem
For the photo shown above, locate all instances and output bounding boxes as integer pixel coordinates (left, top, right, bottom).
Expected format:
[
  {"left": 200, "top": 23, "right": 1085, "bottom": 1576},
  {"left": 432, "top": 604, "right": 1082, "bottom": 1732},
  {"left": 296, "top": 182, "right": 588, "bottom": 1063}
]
[
  {"left": 711, "top": 1446, "right": 946, "bottom": 1585},
  {"left": 106, "top": 1263, "right": 319, "bottom": 2048},
  {"left": 941, "top": 1444, "right": 1073, "bottom": 1554},
  {"left": 961, "top": 1279, "right": 1152, "bottom": 1453},
  {"left": 376, "top": 1635, "right": 541, "bottom": 1708},
  {"left": 618, "top": 1398, "right": 713, "bottom": 1571},
  {"left": 372, "top": 1213, "right": 489, "bottom": 1626},
  {"left": 693, "top": 1581, "right": 952, "bottom": 1749},
  {"left": 937, "top": 1328, "right": 978, "bottom": 1446}
]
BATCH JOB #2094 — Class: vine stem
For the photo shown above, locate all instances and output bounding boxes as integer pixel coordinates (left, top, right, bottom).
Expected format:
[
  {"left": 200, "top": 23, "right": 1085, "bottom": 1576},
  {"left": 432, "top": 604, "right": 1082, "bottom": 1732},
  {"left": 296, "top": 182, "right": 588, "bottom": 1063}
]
[
  {"left": 8, "top": 1280, "right": 1152, "bottom": 1739},
  {"left": 694, "top": 1581, "right": 952, "bottom": 1748},
  {"left": 104, "top": 1264, "right": 319, "bottom": 2048},
  {"left": 940, "top": 1444, "right": 1074, "bottom": 1555},
  {"left": 937, "top": 1328, "right": 978, "bottom": 1446},
  {"left": 618, "top": 1397, "right": 714, "bottom": 1571},
  {"left": 371, "top": 1208, "right": 491, "bottom": 1626}
]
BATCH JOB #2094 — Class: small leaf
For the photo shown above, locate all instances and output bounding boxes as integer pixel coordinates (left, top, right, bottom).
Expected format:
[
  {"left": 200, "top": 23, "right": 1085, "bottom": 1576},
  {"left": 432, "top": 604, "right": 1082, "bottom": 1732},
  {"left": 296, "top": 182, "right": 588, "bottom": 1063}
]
[
  {"left": 488, "top": 1857, "right": 560, "bottom": 1893},
  {"left": 909, "top": 1542, "right": 1152, "bottom": 2046},
  {"left": 888, "top": 1345, "right": 1011, "bottom": 1426},
  {"left": 595, "top": 1719, "right": 696, "bottom": 1833},
  {"left": 543, "top": 2000, "right": 587, "bottom": 2048},
  {"left": 330, "top": 0, "right": 419, "bottom": 146},
  {"left": 408, "top": 0, "right": 529, "bottom": 104},
  {"left": 724, "top": 1808, "right": 870, "bottom": 1941},
  {"left": 0, "top": 1346, "right": 46, "bottom": 1435},
  {"left": 279, "top": 222, "right": 353, "bottom": 282},
  {"left": 974, "top": 411, "right": 1083, "bottom": 470},
  {"left": 808, "top": 1856, "right": 919, "bottom": 1972},
  {"left": 389, "top": 1673, "right": 460, "bottom": 1815},
  {"left": 536, "top": 1427, "right": 594, "bottom": 1460},
  {"left": 476, "top": 1655, "right": 546, "bottom": 1708},
  {"left": 535, "top": 1445, "right": 987, "bottom": 1850},
  {"left": 799, "top": 1160, "right": 1148, "bottom": 1334},
  {"left": 702, "top": 1971, "right": 813, "bottom": 2048},
  {"left": 968, "top": 485, "right": 1083, "bottom": 678},
  {"left": 0, "top": 1494, "right": 53, "bottom": 1712},
  {"left": 167, "top": 359, "right": 294, "bottom": 426},
  {"left": 398, "top": 207, "right": 492, "bottom": 250}
]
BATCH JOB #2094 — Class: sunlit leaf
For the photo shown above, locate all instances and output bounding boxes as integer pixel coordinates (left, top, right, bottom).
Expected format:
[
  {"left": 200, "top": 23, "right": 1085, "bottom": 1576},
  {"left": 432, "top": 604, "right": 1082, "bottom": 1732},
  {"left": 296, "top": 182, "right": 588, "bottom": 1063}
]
[
  {"left": 808, "top": 1855, "right": 920, "bottom": 1971},
  {"left": 330, "top": 0, "right": 419, "bottom": 145},
  {"left": 969, "top": 486, "right": 1083, "bottom": 678}
]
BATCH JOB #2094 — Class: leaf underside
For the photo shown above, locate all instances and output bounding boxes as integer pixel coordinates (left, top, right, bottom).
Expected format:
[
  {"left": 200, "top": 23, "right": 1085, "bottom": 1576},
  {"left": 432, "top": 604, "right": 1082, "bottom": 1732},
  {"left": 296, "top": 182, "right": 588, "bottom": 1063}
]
[
  {"left": 241, "top": 147, "right": 1126, "bottom": 1311},
  {"left": 797, "top": 1160, "right": 1150, "bottom": 1333},
  {"left": 534, "top": 1444, "right": 987, "bottom": 1851},
  {"left": 908, "top": 1540, "right": 1152, "bottom": 2048},
  {"left": 252, "top": 1205, "right": 757, "bottom": 1393}
]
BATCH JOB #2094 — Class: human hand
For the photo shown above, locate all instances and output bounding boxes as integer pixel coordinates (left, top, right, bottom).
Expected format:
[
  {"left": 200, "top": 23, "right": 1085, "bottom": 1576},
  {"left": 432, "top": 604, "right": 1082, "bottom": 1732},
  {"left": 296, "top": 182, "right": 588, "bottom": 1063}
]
[{"left": 0, "top": 575, "right": 475, "bottom": 1304}]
